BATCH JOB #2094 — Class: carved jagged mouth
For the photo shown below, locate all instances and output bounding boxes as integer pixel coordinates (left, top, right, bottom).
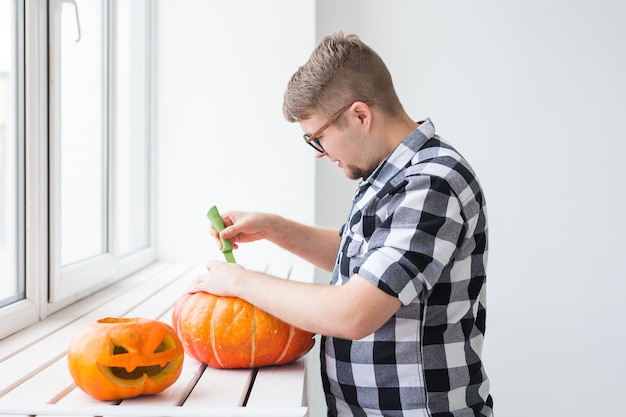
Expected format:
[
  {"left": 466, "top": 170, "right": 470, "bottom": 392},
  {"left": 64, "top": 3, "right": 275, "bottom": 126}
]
[
  {"left": 97, "top": 361, "right": 178, "bottom": 387},
  {"left": 109, "top": 364, "right": 168, "bottom": 379},
  {"left": 98, "top": 340, "right": 175, "bottom": 382}
]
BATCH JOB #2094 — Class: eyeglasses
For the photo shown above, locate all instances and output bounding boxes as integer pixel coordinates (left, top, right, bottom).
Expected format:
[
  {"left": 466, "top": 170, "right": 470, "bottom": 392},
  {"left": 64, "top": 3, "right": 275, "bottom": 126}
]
[{"left": 302, "top": 102, "right": 355, "bottom": 153}]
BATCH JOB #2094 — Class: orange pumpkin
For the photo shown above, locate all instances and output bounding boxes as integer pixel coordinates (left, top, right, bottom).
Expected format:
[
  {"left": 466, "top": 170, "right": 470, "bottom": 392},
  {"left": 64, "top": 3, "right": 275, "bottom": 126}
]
[
  {"left": 67, "top": 317, "right": 184, "bottom": 401},
  {"left": 172, "top": 292, "right": 314, "bottom": 368}
]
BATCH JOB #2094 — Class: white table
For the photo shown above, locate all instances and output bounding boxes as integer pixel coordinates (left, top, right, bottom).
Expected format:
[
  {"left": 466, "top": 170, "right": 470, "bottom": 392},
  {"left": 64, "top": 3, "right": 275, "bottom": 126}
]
[{"left": 0, "top": 263, "right": 309, "bottom": 417}]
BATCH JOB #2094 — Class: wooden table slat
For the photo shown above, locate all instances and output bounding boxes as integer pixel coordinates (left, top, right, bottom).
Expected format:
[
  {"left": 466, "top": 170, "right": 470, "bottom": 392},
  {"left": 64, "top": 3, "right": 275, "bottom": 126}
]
[
  {"left": 246, "top": 359, "right": 306, "bottom": 407},
  {"left": 182, "top": 367, "right": 253, "bottom": 407},
  {"left": 0, "top": 357, "right": 73, "bottom": 404}
]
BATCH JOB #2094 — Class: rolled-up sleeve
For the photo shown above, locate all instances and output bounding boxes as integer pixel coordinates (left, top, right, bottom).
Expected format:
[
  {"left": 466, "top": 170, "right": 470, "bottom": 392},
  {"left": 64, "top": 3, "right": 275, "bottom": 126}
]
[{"left": 357, "top": 175, "right": 464, "bottom": 305}]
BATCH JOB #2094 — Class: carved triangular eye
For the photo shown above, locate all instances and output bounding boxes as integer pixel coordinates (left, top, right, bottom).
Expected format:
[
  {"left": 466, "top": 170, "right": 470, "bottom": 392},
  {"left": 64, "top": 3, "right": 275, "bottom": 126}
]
[
  {"left": 113, "top": 345, "right": 128, "bottom": 355},
  {"left": 153, "top": 341, "right": 167, "bottom": 354}
]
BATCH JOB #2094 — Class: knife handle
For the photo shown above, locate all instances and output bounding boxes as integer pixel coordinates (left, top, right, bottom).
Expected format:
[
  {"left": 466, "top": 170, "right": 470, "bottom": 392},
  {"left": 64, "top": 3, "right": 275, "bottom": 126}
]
[{"left": 206, "top": 205, "right": 236, "bottom": 263}]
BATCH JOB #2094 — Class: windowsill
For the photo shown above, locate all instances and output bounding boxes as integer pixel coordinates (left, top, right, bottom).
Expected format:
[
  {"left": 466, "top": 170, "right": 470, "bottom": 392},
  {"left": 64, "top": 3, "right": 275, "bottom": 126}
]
[{"left": 0, "top": 262, "right": 309, "bottom": 417}]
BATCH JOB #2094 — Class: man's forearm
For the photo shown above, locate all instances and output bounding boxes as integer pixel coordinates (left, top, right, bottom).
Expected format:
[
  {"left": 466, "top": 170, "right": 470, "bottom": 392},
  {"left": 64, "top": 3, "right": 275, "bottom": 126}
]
[
  {"left": 230, "top": 268, "right": 400, "bottom": 340},
  {"left": 265, "top": 215, "right": 340, "bottom": 272}
]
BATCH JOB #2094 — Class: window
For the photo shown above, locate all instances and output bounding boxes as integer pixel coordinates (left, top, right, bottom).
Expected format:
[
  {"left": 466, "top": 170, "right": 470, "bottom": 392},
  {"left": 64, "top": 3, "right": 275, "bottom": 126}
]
[
  {"left": 56, "top": 0, "right": 108, "bottom": 267},
  {"left": 0, "top": 0, "right": 24, "bottom": 310},
  {"left": 49, "top": 0, "right": 154, "bottom": 301},
  {"left": 0, "top": 0, "right": 154, "bottom": 339},
  {"left": 112, "top": 0, "right": 151, "bottom": 257}
]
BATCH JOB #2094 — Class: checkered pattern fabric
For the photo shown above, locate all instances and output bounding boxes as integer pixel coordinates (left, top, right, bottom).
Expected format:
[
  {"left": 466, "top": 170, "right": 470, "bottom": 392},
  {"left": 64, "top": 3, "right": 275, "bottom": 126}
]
[{"left": 321, "top": 119, "right": 493, "bottom": 417}]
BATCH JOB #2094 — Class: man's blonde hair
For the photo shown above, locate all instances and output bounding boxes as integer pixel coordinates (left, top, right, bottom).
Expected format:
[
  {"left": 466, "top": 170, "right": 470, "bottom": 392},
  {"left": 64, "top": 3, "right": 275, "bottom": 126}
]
[{"left": 283, "top": 32, "right": 403, "bottom": 122}]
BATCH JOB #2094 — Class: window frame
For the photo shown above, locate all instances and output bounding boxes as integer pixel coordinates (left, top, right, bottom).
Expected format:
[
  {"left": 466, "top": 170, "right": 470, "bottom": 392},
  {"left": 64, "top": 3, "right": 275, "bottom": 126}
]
[{"left": 0, "top": 0, "right": 46, "bottom": 339}]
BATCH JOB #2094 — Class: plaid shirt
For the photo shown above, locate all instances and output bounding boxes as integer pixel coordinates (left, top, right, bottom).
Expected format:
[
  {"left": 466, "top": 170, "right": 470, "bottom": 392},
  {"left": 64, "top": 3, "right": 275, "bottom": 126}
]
[{"left": 321, "top": 119, "right": 493, "bottom": 417}]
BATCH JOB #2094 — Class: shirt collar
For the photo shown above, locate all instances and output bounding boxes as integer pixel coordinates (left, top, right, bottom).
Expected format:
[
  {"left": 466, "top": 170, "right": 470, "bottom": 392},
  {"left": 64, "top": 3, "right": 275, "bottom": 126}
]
[{"left": 358, "top": 118, "right": 436, "bottom": 192}]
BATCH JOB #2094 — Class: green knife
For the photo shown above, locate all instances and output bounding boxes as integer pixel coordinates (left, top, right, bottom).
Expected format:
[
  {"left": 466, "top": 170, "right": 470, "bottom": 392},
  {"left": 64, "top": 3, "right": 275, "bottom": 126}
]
[{"left": 206, "top": 205, "right": 236, "bottom": 264}]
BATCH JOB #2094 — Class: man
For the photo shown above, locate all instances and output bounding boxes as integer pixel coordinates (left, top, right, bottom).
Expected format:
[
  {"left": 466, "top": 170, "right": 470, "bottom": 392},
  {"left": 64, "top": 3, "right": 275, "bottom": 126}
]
[{"left": 189, "top": 32, "right": 493, "bottom": 417}]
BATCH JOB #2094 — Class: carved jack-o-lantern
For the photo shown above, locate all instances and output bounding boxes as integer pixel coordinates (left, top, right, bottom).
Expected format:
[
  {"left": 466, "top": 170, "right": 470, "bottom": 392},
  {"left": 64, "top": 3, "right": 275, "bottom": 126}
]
[{"left": 67, "top": 317, "right": 184, "bottom": 401}]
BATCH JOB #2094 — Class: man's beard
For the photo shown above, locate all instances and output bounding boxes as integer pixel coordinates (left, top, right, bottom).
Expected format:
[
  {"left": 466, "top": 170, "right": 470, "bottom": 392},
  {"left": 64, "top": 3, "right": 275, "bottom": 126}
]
[{"left": 344, "top": 163, "right": 372, "bottom": 181}]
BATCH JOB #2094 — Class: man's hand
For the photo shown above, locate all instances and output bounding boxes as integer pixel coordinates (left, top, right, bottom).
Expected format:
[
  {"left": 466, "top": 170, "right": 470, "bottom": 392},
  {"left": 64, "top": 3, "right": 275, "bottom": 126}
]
[
  {"left": 187, "top": 261, "right": 246, "bottom": 296},
  {"left": 209, "top": 211, "right": 274, "bottom": 251}
]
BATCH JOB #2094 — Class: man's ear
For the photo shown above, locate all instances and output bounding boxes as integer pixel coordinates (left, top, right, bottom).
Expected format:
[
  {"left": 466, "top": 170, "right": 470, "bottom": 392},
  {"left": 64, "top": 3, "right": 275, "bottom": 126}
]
[{"left": 352, "top": 101, "right": 372, "bottom": 126}]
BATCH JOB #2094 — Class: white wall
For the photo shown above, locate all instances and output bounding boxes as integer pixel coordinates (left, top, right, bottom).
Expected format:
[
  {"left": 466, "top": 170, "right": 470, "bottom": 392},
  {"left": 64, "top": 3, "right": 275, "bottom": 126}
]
[
  {"left": 316, "top": 0, "right": 626, "bottom": 416},
  {"left": 155, "top": 0, "right": 316, "bottom": 269}
]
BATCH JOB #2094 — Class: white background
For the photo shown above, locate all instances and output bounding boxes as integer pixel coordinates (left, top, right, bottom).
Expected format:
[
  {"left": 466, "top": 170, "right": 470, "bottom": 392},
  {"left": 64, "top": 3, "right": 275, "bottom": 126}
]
[{"left": 156, "top": 1, "right": 626, "bottom": 416}]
